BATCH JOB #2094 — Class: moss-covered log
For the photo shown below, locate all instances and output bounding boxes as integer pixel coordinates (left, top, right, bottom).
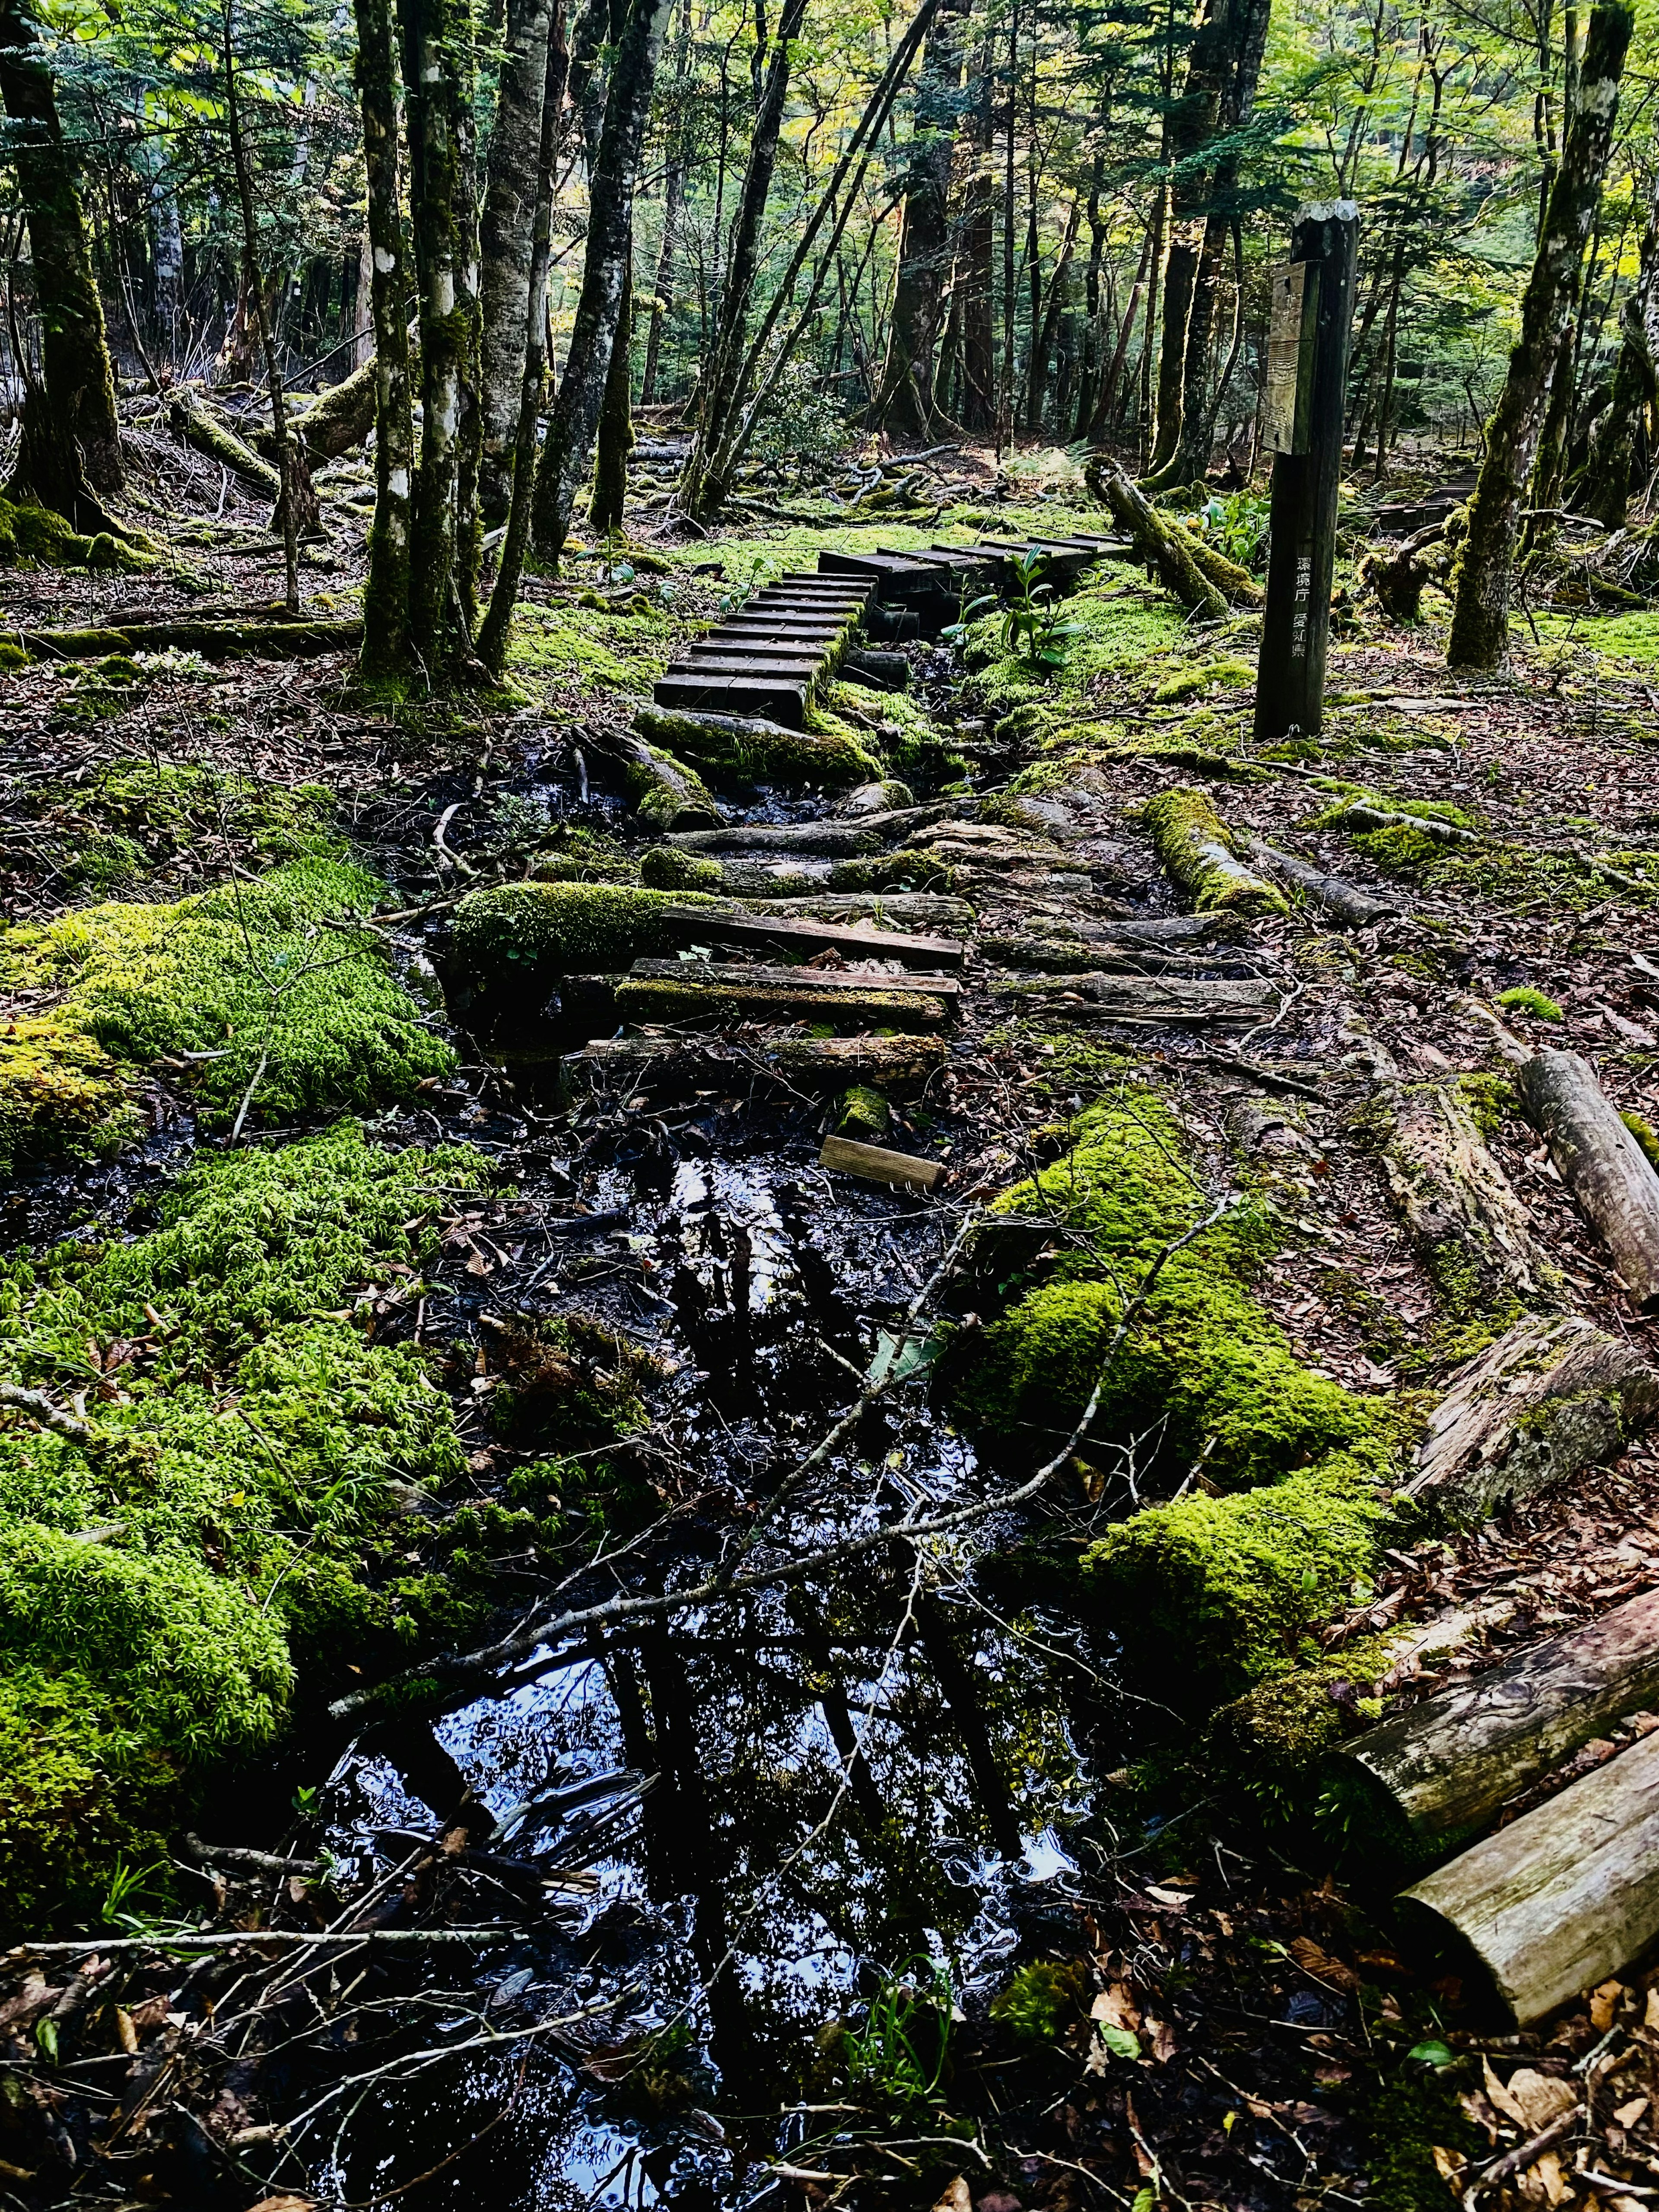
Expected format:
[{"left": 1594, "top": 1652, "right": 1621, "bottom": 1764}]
[
  {"left": 1085, "top": 461, "right": 1228, "bottom": 618},
  {"left": 169, "top": 391, "right": 283, "bottom": 499},
  {"left": 1518, "top": 1047, "right": 1659, "bottom": 1310},
  {"left": 597, "top": 731, "right": 720, "bottom": 828},
  {"left": 633, "top": 706, "right": 881, "bottom": 792},
  {"left": 19, "top": 617, "right": 363, "bottom": 661},
  {"left": 1144, "top": 786, "right": 1289, "bottom": 914},
  {"left": 451, "top": 879, "right": 724, "bottom": 988},
  {"left": 1375, "top": 1077, "right": 1560, "bottom": 1319},
  {"left": 1237, "top": 832, "right": 1400, "bottom": 926},
  {"left": 563, "top": 1031, "right": 947, "bottom": 1097}
]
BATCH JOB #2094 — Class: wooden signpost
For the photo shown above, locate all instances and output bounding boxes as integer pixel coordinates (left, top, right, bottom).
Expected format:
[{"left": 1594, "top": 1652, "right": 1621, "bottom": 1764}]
[{"left": 1254, "top": 202, "right": 1359, "bottom": 743}]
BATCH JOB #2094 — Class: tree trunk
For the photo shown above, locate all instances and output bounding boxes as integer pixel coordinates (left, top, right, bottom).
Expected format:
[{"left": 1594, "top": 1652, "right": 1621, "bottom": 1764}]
[
  {"left": 1579, "top": 181, "right": 1659, "bottom": 527},
  {"left": 1398, "top": 1726, "right": 1659, "bottom": 2026},
  {"left": 1518, "top": 1046, "right": 1659, "bottom": 1310},
  {"left": 958, "top": 45, "right": 996, "bottom": 433},
  {"left": 588, "top": 255, "right": 633, "bottom": 530},
  {"left": 400, "top": 0, "right": 478, "bottom": 656},
  {"left": 1447, "top": 0, "right": 1632, "bottom": 669},
  {"left": 639, "top": 151, "right": 684, "bottom": 405},
  {"left": 477, "top": 0, "right": 569, "bottom": 674},
  {"left": 872, "top": 0, "right": 968, "bottom": 436},
  {"left": 1023, "top": 201, "right": 1078, "bottom": 434},
  {"left": 0, "top": 0, "right": 123, "bottom": 518},
  {"left": 477, "top": 0, "right": 556, "bottom": 524},
  {"left": 1376, "top": 1077, "right": 1561, "bottom": 1314},
  {"left": 354, "top": 0, "right": 416, "bottom": 679},
  {"left": 678, "top": 0, "right": 807, "bottom": 515},
  {"left": 1337, "top": 1583, "right": 1659, "bottom": 1849},
  {"left": 529, "top": 0, "right": 669, "bottom": 565}
]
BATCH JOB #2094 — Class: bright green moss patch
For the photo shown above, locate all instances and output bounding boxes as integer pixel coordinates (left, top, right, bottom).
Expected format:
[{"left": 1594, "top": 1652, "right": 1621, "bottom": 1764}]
[
  {"left": 1495, "top": 985, "right": 1563, "bottom": 1020},
  {"left": 637, "top": 705, "right": 880, "bottom": 791},
  {"left": 639, "top": 846, "right": 725, "bottom": 893},
  {"left": 1143, "top": 786, "right": 1289, "bottom": 915},
  {"left": 452, "top": 879, "right": 722, "bottom": 982},
  {"left": 0, "top": 858, "right": 454, "bottom": 1172},
  {"left": 507, "top": 597, "right": 677, "bottom": 693},
  {"left": 0, "top": 496, "right": 154, "bottom": 571},
  {"left": 1152, "top": 657, "right": 1255, "bottom": 703},
  {"left": 1622, "top": 1110, "right": 1659, "bottom": 1172},
  {"left": 0, "top": 1123, "right": 489, "bottom": 1929}
]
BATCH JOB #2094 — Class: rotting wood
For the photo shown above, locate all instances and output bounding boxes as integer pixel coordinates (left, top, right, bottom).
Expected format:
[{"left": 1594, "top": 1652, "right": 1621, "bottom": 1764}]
[
  {"left": 818, "top": 1134, "right": 945, "bottom": 1189},
  {"left": 745, "top": 892, "right": 973, "bottom": 931},
  {"left": 1396, "top": 1725, "right": 1659, "bottom": 2026},
  {"left": 562, "top": 1032, "right": 947, "bottom": 1096},
  {"left": 664, "top": 805, "right": 959, "bottom": 855},
  {"left": 626, "top": 957, "right": 959, "bottom": 1004},
  {"left": 1238, "top": 832, "right": 1401, "bottom": 926},
  {"left": 1323, "top": 800, "right": 1483, "bottom": 847},
  {"left": 655, "top": 905, "right": 964, "bottom": 969},
  {"left": 994, "top": 973, "right": 1280, "bottom": 1023},
  {"left": 1333, "top": 1586, "right": 1659, "bottom": 1846},
  {"left": 1399, "top": 1311, "right": 1659, "bottom": 1521},
  {"left": 605, "top": 968, "right": 953, "bottom": 1032},
  {"left": 1518, "top": 1047, "right": 1659, "bottom": 1310},
  {"left": 169, "top": 389, "right": 283, "bottom": 498},
  {"left": 21, "top": 617, "right": 363, "bottom": 661},
  {"left": 1376, "top": 1077, "right": 1561, "bottom": 1309}
]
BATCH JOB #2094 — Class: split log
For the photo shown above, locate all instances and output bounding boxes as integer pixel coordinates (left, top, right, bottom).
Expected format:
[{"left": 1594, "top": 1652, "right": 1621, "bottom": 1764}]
[
  {"left": 1334, "top": 1586, "right": 1659, "bottom": 1846},
  {"left": 653, "top": 905, "right": 964, "bottom": 970},
  {"left": 169, "top": 389, "right": 282, "bottom": 498},
  {"left": 592, "top": 731, "right": 720, "bottom": 830},
  {"left": 1518, "top": 1049, "right": 1659, "bottom": 1310},
  {"left": 562, "top": 1032, "right": 947, "bottom": 1096},
  {"left": 1376, "top": 1078, "right": 1562, "bottom": 1310},
  {"left": 819, "top": 1135, "right": 944, "bottom": 1190},
  {"left": 607, "top": 962, "right": 954, "bottom": 1033},
  {"left": 1238, "top": 833, "right": 1401, "bottom": 927},
  {"left": 1085, "top": 460, "right": 1227, "bottom": 618},
  {"left": 1397, "top": 1726, "right": 1659, "bottom": 2024},
  {"left": 840, "top": 648, "right": 911, "bottom": 690},
  {"left": 981, "top": 937, "right": 1260, "bottom": 977},
  {"left": 1398, "top": 1312, "right": 1659, "bottom": 1521}
]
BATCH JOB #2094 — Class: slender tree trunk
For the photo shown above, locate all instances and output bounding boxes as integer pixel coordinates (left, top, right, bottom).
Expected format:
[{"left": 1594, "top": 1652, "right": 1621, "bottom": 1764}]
[
  {"left": 477, "top": 0, "right": 556, "bottom": 523},
  {"left": 453, "top": 29, "right": 485, "bottom": 638},
  {"left": 1071, "top": 155, "right": 1107, "bottom": 441},
  {"left": 224, "top": 0, "right": 309, "bottom": 613},
  {"left": 530, "top": 0, "right": 670, "bottom": 565},
  {"left": 354, "top": 0, "right": 415, "bottom": 677},
  {"left": 1579, "top": 182, "right": 1659, "bottom": 526},
  {"left": 1089, "top": 226, "right": 1150, "bottom": 440},
  {"left": 588, "top": 255, "right": 633, "bottom": 528},
  {"left": 958, "top": 46, "right": 996, "bottom": 432},
  {"left": 679, "top": 0, "right": 807, "bottom": 515},
  {"left": 640, "top": 91, "right": 686, "bottom": 407},
  {"left": 478, "top": 0, "right": 569, "bottom": 672},
  {"left": 998, "top": 0, "right": 1017, "bottom": 446},
  {"left": 1448, "top": 0, "right": 1632, "bottom": 669},
  {"left": 872, "top": 0, "right": 967, "bottom": 435},
  {"left": 1023, "top": 201, "right": 1078, "bottom": 433},
  {"left": 0, "top": 0, "right": 123, "bottom": 518}
]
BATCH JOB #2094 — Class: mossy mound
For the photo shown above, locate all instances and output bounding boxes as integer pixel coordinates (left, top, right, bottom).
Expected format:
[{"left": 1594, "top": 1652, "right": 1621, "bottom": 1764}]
[
  {"left": 639, "top": 846, "right": 725, "bottom": 893},
  {"left": 451, "top": 879, "right": 721, "bottom": 983},
  {"left": 23, "top": 756, "right": 338, "bottom": 896},
  {"left": 944, "top": 1095, "right": 1376, "bottom": 1487},
  {"left": 0, "top": 496, "right": 154, "bottom": 572},
  {"left": 0, "top": 858, "right": 454, "bottom": 1173},
  {"left": 0, "top": 1122, "right": 501, "bottom": 1930}
]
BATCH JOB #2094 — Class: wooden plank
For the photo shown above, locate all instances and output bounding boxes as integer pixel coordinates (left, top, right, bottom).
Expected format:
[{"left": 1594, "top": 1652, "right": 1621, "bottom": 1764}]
[
  {"left": 818, "top": 1135, "right": 945, "bottom": 1190},
  {"left": 653, "top": 674, "right": 807, "bottom": 726},
  {"left": 1335, "top": 1586, "right": 1659, "bottom": 1846},
  {"left": 1519, "top": 1049, "right": 1659, "bottom": 1311},
  {"left": 669, "top": 655, "right": 825, "bottom": 680},
  {"left": 563, "top": 1033, "right": 946, "bottom": 1096},
  {"left": 628, "top": 957, "right": 960, "bottom": 1003},
  {"left": 612, "top": 973, "right": 951, "bottom": 1033},
  {"left": 654, "top": 905, "right": 965, "bottom": 970},
  {"left": 995, "top": 973, "right": 1279, "bottom": 1021},
  {"left": 1397, "top": 1728, "right": 1659, "bottom": 2024}
]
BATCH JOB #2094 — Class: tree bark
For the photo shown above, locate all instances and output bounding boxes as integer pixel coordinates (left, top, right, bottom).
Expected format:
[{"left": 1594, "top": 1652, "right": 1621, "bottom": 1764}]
[
  {"left": 1447, "top": 0, "right": 1633, "bottom": 669},
  {"left": 354, "top": 0, "right": 416, "bottom": 678},
  {"left": 587, "top": 256, "right": 634, "bottom": 530},
  {"left": 529, "top": 0, "right": 670, "bottom": 565},
  {"left": 477, "top": 0, "right": 556, "bottom": 524},
  {"left": 640, "top": 149, "right": 684, "bottom": 405},
  {"left": 1398, "top": 1726, "right": 1659, "bottom": 2026},
  {"left": 1579, "top": 181, "right": 1659, "bottom": 527},
  {"left": 957, "top": 44, "right": 996, "bottom": 433},
  {"left": 872, "top": 0, "right": 968, "bottom": 436},
  {"left": 1337, "top": 1585, "right": 1659, "bottom": 1848},
  {"left": 1399, "top": 1311, "right": 1659, "bottom": 1520},
  {"left": 1376, "top": 1077, "right": 1561, "bottom": 1313},
  {"left": 678, "top": 0, "right": 807, "bottom": 515},
  {"left": 0, "top": 0, "right": 123, "bottom": 518},
  {"left": 1518, "top": 1046, "right": 1659, "bottom": 1309}
]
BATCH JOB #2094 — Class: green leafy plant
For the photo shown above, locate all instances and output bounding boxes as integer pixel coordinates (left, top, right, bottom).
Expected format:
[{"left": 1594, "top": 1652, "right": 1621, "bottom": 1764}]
[
  {"left": 1195, "top": 491, "right": 1271, "bottom": 573},
  {"left": 989, "top": 1959, "right": 1089, "bottom": 2044},
  {"left": 946, "top": 549, "right": 1080, "bottom": 673},
  {"left": 845, "top": 1956, "right": 954, "bottom": 2114}
]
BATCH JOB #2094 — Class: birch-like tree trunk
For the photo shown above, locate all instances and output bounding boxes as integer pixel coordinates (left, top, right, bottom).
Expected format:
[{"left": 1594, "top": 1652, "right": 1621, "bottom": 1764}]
[
  {"left": 354, "top": 0, "right": 416, "bottom": 677},
  {"left": 1448, "top": 0, "right": 1632, "bottom": 669},
  {"left": 529, "top": 0, "right": 671, "bottom": 566},
  {"left": 1580, "top": 182, "right": 1659, "bottom": 526},
  {"left": 0, "top": 0, "right": 124, "bottom": 519},
  {"left": 477, "top": 0, "right": 555, "bottom": 523}
]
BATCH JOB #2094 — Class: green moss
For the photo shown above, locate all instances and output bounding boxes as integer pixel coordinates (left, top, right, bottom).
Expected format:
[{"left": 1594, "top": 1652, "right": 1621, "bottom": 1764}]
[
  {"left": 639, "top": 845, "right": 724, "bottom": 893},
  {"left": 452, "top": 878, "right": 721, "bottom": 982},
  {"left": 636, "top": 706, "right": 880, "bottom": 792},
  {"left": 0, "top": 639, "right": 29, "bottom": 671},
  {"left": 1084, "top": 1452, "right": 1395, "bottom": 1705},
  {"left": 1152, "top": 657, "right": 1255, "bottom": 703},
  {"left": 1205, "top": 1656, "right": 1386, "bottom": 1826},
  {"left": 22, "top": 757, "right": 339, "bottom": 896},
  {"left": 837, "top": 1085, "right": 892, "bottom": 1142},
  {"left": 989, "top": 1960, "right": 1090, "bottom": 2044},
  {"left": 829, "top": 849, "right": 956, "bottom": 893},
  {"left": 0, "top": 1122, "right": 488, "bottom": 1929},
  {"left": 1142, "top": 786, "right": 1289, "bottom": 915},
  {"left": 1360, "top": 2060, "right": 1480, "bottom": 2212},
  {"left": 1495, "top": 985, "right": 1563, "bottom": 1020},
  {"left": 507, "top": 596, "right": 676, "bottom": 693},
  {"left": 0, "top": 498, "right": 153, "bottom": 572},
  {"left": 0, "top": 858, "right": 454, "bottom": 1172},
  {"left": 1622, "top": 1110, "right": 1659, "bottom": 1172}
]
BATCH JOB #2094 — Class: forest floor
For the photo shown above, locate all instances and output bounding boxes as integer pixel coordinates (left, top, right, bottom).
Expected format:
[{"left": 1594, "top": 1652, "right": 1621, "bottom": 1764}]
[{"left": 1, "top": 432, "right": 1658, "bottom": 2212}]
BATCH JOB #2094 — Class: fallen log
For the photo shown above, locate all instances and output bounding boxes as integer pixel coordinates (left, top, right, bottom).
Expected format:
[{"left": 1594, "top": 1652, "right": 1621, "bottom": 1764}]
[
  {"left": 993, "top": 973, "right": 1281, "bottom": 1023},
  {"left": 1238, "top": 833, "right": 1401, "bottom": 927},
  {"left": 1377, "top": 1077, "right": 1561, "bottom": 1311},
  {"left": 632, "top": 706, "right": 878, "bottom": 792},
  {"left": 593, "top": 731, "right": 720, "bottom": 830},
  {"left": 609, "top": 962, "right": 953, "bottom": 1033},
  {"left": 1144, "top": 788, "right": 1289, "bottom": 916},
  {"left": 819, "top": 1134, "right": 944, "bottom": 1191},
  {"left": 1398, "top": 1312, "right": 1659, "bottom": 1521},
  {"left": 1325, "top": 800, "right": 1482, "bottom": 847},
  {"left": 562, "top": 1032, "right": 947, "bottom": 1097},
  {"left": 1334, "top": 1586, "right": 1659, "bottom": 1847},
  {"left": 21, "top": 617, "right": 363, "bottom": 661},
  {"left": 749, "top": 893, "right": 972, "bottom": 932},
  {"left": 653, "top": 904, "right": 965, "bottom": 971},
  {"left": 1085, "top": 460, "right": 1227, "bottom": 619},
  {"left": 665, "top": 800, "right": 959, "bottom": 854},
  {"left": 169, "top": 389, "right": 282, "bottom": 498},
  {"left": 836, "top": 780, "right": 916, "bottom": 817},
  {"left": 1396, "top": 1726, "right": 1659, "bottom": 2024},
  {"left": 1518, "top": 1049, "right": 1659, "bottom": 1310}
]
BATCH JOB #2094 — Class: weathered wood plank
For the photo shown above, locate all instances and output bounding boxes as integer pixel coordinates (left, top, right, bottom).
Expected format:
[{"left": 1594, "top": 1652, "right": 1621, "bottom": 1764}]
[
  {"left": 627, "top": 957, "right": 960, "bottom": 1003},
  {"left": 653, "top": 906, "right": 965, "bottom": 970},
  {"left": 610, "top": 972, "right": 952, "bottom": 1033},
  {"left": 819, "top": 1135, "right": 945, "bottom": 1189}
]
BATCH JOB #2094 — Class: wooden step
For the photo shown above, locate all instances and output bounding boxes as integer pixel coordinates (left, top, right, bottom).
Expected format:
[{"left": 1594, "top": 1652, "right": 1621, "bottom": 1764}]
[
  {"left": 654, "top": 673, "right": 808, "bottom": 725},
  {"left": 668, "top": 653, "right": 823, "bottom": 679},
  {"left": 654, "top": 905, "right": 965, "bottom": 970},
  {"left": 609, "top": 968, "right": 954, "bottom": 1033},
  {"left": 629, "top": 957, "right": 960, "bottom": 1005}
]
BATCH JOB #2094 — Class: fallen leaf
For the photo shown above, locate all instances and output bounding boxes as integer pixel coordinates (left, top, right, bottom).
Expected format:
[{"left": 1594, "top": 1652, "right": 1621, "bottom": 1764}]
[
  {"left": 1484, "top": 2061, "right": 1576, "bottom": 2133},
  {"left": 1291, "top": 1936, "right": 1360, "bottom": 1992},
  {"left": 930, "top": 2181, "right": 971, "bottom": 2212},
  {"left": 1147, "top": 2015, "right": 1177, "bottom": 2063},
  {"left": 1592, "top": 1980, "right": 1626, "bottom": 2032},
  {"left": 1615, "top": 2097, "right": 1649, "bottom": 2127},
  {"left": 113, "top": 2005, "right": 137, "bottom": 2055},
  {"left": 1432, "top": 2145, "right": 1466, "bottom": 2190},
  {"left": 1092, "top": 1985, "right": 1141, "bottom": 2033}
]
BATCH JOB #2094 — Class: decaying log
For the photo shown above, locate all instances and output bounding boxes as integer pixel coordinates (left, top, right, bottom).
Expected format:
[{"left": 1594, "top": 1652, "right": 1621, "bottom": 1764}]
[
  {"left": 666, "top": 800, "right": 959, "bottom": 854},
  {"left": 1397, "top": 1726, "right": 1659, "bottom": 2024},
  {"left": 1085, "top": 461, "right": 1227, "bottom": 619},
  {"left": 591, "top": 731, "right": 720, "bottom": 830},
  {"left": 749, "top": 893, "right": 972, "bottom": 932},
  {"left": 169, "top": 389, "right": 283, "bottom": 498},
  {"left": 836, "top": 780, "right": 916, "bottom": 817},
  {"left": 1144, "top": 788, "right": 1289, "bottom": 916},
  {"left": 562, "top": 1032, "right": 947, "bottom": 1097},
  {"left": 994, "top": 973, "right": 1281, "bottom": 1023},
  {"left": 1518, "top": 1048, "right": 1659, "bottom": 1310},
  {"left": 607, "top": 962, "right": 953, "bottom": 1033},
  {"left": 1238, "top": 832, "right": 1401, "bottom": 927},
  {"left": 819, "top": 1135, "right": 944, "bottom": 1190},
  {"left": 1334, "top": 1587, "right": 1659, "bottom": 1846},
  {"left": 1325, "top": 800, "right": 1482, "bottom": 847},
  {"left": 654, "top": 904, "right": 964, "bottom": 970},
  {"left": 1377, "top": 1077, "right": 1562, "bottom": 1310},
  {"left": 20, "top": 617, "right": 363, "bottom": 661},
  {"left": 1399, "top": 1312, "right": 1659, "bottom": 1521}
]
